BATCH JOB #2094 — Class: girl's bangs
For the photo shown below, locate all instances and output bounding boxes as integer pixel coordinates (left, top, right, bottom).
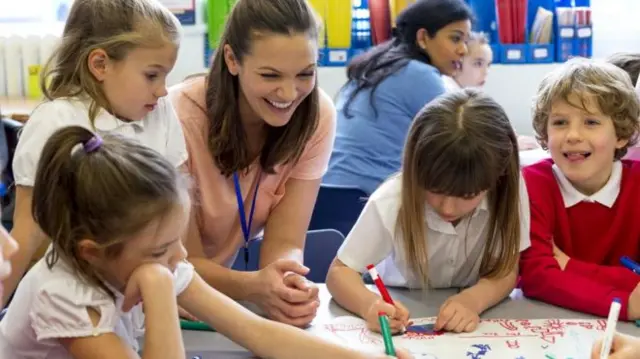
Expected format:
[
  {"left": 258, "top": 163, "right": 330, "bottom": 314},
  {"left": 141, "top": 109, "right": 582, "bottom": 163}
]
[{"left": 415, "top": 141, "right": 503, "bottom": 197}]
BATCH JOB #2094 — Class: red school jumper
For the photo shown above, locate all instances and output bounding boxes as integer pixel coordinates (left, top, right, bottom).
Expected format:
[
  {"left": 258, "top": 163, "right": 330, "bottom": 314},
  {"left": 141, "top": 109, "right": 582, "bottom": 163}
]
[{"left": 520, "top": 159, "right": 640, "bottom": 320}]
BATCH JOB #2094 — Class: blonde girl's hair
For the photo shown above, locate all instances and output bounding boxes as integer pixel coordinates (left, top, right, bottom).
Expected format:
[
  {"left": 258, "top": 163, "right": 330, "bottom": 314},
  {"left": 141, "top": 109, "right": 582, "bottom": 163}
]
[
  {"left": 397, "top": 88, "right": 521, "bottom": 287},
  {"left": 468, "top": 31, "right": 489, "bottom": 46},
  {"left": 41, "top": 0, "right": 181, "bottom": 125},
  {"left": 32, "top": 126, "right": 188, "bottom": 298}
]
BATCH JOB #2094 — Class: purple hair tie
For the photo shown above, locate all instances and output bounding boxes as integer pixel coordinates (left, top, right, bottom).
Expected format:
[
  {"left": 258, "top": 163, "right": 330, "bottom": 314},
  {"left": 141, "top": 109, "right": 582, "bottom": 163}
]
[{"left": 83, "top": 135, "right": 103, "bottom": 153}]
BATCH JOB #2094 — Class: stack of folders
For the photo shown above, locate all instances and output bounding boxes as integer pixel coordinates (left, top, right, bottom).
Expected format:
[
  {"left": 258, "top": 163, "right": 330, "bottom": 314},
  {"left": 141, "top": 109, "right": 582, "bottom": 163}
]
[
  {"left": 495, "top": 0, "right": 527, "bottom": 44},
  {"left": 529, "top": 6, "right": 554, "bottom": 44}
]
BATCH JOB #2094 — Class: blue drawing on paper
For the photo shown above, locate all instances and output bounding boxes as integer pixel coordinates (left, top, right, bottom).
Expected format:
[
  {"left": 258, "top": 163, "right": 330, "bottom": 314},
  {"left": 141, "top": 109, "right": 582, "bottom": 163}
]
[
  {"left": 466, "top": 344, "right": 491, "bottom": 359},
  {"left": 407, "top": 323, "right": 438, "bottom": 334}
]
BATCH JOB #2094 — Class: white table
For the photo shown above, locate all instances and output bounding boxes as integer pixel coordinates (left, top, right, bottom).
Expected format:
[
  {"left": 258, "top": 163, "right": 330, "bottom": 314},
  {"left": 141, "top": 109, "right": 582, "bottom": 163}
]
[{"left": 183, "top": 286, "right": 640, "bottom": 358}]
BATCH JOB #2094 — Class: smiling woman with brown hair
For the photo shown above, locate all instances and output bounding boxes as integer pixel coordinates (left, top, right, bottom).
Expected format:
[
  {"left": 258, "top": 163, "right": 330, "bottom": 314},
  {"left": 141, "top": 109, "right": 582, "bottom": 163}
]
[{"left": 170, "top": 0, "right": 336, "bottom": 328}]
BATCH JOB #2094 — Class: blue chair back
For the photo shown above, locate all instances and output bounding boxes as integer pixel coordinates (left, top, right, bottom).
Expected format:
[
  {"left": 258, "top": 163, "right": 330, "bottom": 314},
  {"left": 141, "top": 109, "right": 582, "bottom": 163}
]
[
  {"left": 309, "top": 184, "right": 368, "bottom": 236},
  {"left": 1, "top": 117, "right": 23, "bottom": 231},
  {"left": 230, "top": 229, "right": 345, "bottom": 283},
  {"left": 303, "top": 229, "right": 345, "bottom": 283}
]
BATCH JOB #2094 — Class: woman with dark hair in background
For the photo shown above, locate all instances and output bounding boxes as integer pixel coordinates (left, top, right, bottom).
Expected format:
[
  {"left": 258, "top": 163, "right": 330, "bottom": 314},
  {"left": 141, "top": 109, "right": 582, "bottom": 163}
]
[{"left": 323, "top": 0, "right": 474, "bottom": 195}]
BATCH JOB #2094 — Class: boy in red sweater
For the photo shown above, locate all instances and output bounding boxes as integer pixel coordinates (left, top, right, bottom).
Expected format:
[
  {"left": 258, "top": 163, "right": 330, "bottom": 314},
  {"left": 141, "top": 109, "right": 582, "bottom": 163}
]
[{"left": 520, "top": 58, "right": 640, "bottom": 321}]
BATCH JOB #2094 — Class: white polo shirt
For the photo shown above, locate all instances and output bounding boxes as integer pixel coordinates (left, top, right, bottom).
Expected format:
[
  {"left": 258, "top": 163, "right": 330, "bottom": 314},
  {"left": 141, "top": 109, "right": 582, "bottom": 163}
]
[
  {"left": 13, "top": 96, "right": 188, "bottom": 186},
  {"left": 337, "top": 174, "right": 531, "bottom": 289}
]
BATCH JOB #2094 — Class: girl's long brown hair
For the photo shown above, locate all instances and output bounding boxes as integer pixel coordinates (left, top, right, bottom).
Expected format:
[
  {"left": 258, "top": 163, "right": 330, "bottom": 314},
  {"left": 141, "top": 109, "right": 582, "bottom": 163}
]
[
  {"left": 397, "top": 89, "right": 521, "bottom": 287},
  {"left": 32, "top": 126, "right": 187, "bottom": 298}
]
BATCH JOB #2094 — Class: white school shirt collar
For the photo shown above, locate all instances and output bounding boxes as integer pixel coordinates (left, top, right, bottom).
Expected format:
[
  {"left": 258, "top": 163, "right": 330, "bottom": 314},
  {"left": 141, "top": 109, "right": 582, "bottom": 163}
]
[
  {"left": 551, "top": 161, "right": 622, "bottom": 208},
  {"left": 76, "top": 97, "right": 145, "bottom": 131},
  {"left": 425, "top": 196, "right": 489, "bottom": 235}
]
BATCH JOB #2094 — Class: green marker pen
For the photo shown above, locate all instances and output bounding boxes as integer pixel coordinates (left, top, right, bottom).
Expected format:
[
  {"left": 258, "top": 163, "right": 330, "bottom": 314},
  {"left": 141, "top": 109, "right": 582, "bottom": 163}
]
[
  {"left": 180, "top": 319, "right": 216, "bottom": 332},
  {"left": 378, "top": 312, "right": 396, "bottom": 356}
]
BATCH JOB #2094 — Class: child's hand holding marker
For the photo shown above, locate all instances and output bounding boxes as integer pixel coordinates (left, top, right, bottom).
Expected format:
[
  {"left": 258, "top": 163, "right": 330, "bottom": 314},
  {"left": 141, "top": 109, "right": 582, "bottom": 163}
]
[
  {"left": 375, "top": 312, "right": 414, "bottom": 359},
  {"left": 365, "top": 264, "right": 411, "bottom": 334},
  {"left": 594, "top": 298, "right": 623, "bottom": 359},
  {"left": 591, "top": 333, "right": 640, "bottom": 359},
  {"left": 365, "top": 298, "right": 411, "bottom": 333},
  {"left": 435, "top": 293, "right": 480, "bottom": 333}
]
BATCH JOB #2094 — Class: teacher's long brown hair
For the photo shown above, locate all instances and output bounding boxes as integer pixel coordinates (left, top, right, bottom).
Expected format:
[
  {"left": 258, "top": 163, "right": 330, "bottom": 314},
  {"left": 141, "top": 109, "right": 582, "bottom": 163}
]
[{"left": 205, "top": 0, "right": 321, "bottom": 176}]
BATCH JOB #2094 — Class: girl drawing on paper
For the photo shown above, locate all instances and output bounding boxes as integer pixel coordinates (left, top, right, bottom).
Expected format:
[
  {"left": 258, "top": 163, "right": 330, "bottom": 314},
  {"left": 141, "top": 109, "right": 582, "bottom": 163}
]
[{"left": 326, "top": 89, "right": 531, "bottom": 334}]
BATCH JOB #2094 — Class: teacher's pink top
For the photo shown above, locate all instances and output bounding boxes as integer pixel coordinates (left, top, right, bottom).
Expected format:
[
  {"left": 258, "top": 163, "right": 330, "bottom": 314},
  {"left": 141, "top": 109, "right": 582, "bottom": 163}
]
[{"left": 169, "top": 77, "right": 336, "bottom": 266}]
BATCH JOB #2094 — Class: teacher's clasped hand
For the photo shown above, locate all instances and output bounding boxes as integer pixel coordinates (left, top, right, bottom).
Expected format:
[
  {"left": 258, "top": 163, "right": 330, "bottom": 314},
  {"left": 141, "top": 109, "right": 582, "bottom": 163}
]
[{"left": 247, "top": 259, "right": 320, "bottom": 326}]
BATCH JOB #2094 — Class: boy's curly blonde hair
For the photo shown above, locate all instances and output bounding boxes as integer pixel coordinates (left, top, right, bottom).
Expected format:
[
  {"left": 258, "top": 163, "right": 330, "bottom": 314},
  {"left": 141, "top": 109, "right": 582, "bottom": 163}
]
[{"left": 532, "top": 57, "right": 640, "bottom": 160}]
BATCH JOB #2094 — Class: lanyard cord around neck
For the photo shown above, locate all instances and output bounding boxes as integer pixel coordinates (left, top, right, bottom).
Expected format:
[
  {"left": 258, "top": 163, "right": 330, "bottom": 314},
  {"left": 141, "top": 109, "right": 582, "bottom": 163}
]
[{"left": 233, "top": 171, "right": 261, "bottom": 270}]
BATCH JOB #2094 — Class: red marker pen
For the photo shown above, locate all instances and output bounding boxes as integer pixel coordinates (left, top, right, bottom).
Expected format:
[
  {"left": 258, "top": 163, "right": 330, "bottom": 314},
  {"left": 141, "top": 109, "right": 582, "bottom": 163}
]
[{"left": 366, "top": 264, "right": 394, "bottom": 305}]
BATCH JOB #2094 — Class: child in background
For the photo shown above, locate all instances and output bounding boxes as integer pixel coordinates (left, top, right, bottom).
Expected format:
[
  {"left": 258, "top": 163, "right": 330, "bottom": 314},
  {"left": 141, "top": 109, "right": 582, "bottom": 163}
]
[
  {"left": 441, "top": 33, "right": 538, "bottom": 151},
  {"left": 519, "top": 58, "right": 640, "bottom": 321},
  {"left": 2, "top": 0, "right": 188, "bottom": 306},
  {"left": 606, "top": 52, "right": 640, "bottom": 86},
  {"left": 0, "top": 126, "right": 412, "bottom": 359},
  {"left": 607, "top": 52, "right": 640, "bottom": 160},
  {"left": 442, "top": 32, "right": 493, "bottom": 90},
  {"left": 327, "top": 89, "right": 530, "bottom": 334}
]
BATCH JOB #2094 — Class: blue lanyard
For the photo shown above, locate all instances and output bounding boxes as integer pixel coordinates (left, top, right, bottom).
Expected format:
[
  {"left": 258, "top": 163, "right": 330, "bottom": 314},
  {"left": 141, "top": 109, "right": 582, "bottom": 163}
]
[{"left": 233, "top": 171, "right": 260, "bottom": 269}]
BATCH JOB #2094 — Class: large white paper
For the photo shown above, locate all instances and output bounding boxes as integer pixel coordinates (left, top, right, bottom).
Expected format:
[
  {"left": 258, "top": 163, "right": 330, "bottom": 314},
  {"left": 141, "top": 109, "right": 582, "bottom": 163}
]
[{"left": 310, "top": 316, "right": 604, "bottom": 358}]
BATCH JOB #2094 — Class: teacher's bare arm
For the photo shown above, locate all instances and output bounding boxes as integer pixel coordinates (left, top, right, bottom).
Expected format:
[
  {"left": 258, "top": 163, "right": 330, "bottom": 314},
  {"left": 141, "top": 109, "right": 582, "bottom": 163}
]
[{"left": 260, "top": 178, "right": 321, "bottom": 267}]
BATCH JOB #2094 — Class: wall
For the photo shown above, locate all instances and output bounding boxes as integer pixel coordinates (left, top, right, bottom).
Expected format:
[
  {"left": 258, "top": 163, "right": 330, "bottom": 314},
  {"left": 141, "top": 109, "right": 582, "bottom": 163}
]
[
  {"left": 3, "top": 0, "right": 640, "bottom": 133},
  {"left": 162, "top": 0, "right": 640, "bottom": 136}
]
